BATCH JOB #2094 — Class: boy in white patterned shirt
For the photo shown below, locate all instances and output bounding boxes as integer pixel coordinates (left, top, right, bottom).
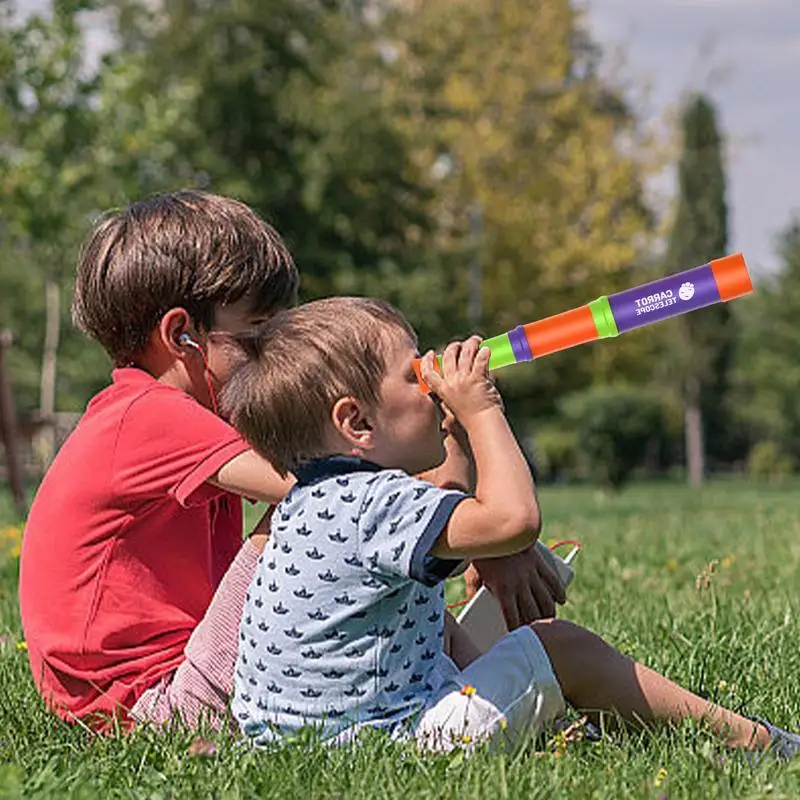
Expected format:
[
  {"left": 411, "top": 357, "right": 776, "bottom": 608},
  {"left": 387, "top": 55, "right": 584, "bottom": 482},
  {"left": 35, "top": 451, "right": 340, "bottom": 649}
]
[{"left": 223, "top": 296, "right": 800, "bottom": 756}]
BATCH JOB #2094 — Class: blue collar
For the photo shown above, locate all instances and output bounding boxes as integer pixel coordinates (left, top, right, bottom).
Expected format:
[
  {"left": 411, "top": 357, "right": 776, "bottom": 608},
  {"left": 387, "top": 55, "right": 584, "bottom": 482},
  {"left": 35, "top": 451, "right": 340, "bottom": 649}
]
[{"left": 293, "top": 455, "right": 383, "bottom": 488}]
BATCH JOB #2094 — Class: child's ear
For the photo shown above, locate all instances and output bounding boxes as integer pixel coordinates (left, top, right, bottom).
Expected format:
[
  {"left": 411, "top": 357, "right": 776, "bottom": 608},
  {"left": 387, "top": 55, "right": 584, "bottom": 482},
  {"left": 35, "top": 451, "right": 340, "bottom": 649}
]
[
  {"left": 332, "top": 397, "right": 374, "bottom": 451},
  {"left": 159, "top": 307, "right": 195, "bottom": 358}
]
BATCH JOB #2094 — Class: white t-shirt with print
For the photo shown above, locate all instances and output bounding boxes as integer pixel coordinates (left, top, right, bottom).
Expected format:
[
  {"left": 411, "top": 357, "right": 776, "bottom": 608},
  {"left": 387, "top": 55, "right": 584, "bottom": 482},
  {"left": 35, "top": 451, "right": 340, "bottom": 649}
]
[{"left": 232, "top": 456, "right": 467, "bottom": 744}]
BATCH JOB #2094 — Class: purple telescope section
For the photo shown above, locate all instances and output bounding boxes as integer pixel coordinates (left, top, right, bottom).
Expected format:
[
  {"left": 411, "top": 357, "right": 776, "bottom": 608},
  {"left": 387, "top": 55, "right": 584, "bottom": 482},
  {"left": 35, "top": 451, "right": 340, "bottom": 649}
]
[
  {"left": 508, "top": 325, "right": 534, "bottom": 362},
  {"left": 608, "top": 264, "right": 721, "bottom": 334}
]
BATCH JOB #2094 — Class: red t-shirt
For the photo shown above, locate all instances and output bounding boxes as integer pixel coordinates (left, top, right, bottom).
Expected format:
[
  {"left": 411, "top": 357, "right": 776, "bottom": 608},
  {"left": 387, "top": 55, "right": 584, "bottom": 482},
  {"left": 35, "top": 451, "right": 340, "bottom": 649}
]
[{"left": 19, "top": 368, "right": 251, "bottom": 728}]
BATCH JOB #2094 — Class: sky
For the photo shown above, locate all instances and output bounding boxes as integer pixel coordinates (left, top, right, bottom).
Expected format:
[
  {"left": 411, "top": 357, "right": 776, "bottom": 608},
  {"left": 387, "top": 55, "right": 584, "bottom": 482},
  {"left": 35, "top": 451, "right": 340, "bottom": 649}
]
[
  {"left": 585, "top": 0, "right": 800, "bottom": 274},
  {"left": 16, "top": 0, "right": 800, "bottom": 274}
]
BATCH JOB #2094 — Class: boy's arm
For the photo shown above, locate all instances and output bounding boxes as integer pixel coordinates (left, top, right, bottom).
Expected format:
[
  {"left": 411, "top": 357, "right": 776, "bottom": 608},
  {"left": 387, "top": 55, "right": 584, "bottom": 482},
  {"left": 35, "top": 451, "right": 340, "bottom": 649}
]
[
  {"left": 416, "top": 410, "right": 475, "bottom": 492},
  {"left": 419, "top": 343, "right": 541, "bottom": 560},
  {"left": 208, "top": 449, "right": 295, "bottom": 505},
  {"left": 417, "top": 399, "right": 563, "bottom": 619},
  {"left": 428, "top": 405, "right": 540, "bottom": 558}
]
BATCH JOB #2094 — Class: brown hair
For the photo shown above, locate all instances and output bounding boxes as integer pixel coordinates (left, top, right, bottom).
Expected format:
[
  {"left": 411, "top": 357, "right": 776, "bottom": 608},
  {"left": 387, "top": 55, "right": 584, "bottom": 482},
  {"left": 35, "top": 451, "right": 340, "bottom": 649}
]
[
  {"left": 71, "top": 190, "right": 299, "bottom": 364},
  {"left": 222, "top": 297, "right": 417, "bottom": 475}
]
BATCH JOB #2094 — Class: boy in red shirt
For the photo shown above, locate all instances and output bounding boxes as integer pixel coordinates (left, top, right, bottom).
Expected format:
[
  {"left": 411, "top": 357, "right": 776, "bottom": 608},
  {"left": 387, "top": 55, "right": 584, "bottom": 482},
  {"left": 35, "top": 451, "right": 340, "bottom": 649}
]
[
  {"left": 19, "top": 191, "right": 299, "bottom": 730},
  {"left": 19, "top": 190, "right": 564, "bottom": 732}
]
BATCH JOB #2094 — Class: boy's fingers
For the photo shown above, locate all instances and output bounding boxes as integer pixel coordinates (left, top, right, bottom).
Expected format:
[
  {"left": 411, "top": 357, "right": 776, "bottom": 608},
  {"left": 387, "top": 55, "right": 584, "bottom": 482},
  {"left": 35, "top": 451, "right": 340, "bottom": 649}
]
[
  {"left": 441, "top": 341, "right": 461, "bottom": 377},
  {"left": 420, "top": 351, "right": 443, "bottom": 392},
  {"left": 473, "top": 345, "right": 492, "bottom": 377},
  {"left": 457, "top": 336, "right": 482, "bottom": 371}
]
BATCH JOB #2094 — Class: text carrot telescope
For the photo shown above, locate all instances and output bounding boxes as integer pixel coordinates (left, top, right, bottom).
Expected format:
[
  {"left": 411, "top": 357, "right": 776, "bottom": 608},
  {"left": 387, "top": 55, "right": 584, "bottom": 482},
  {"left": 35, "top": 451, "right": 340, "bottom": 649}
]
[{"left": 413, "top": 253, "right": 753, "bottom": 393}]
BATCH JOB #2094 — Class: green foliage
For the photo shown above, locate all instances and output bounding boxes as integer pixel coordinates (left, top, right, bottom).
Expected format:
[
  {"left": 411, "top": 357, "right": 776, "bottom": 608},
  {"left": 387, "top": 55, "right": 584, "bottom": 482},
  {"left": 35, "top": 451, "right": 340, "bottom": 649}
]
[
  {"left": 531, "top": 423, "right": 579, "bottom": 482},
  {"left": 732, "top": 218, "right": 800, "bottom": 461},
  {"left": 100, "top": 0, "right": 439, "bottom": 303},
  {"left": 0, "top": 0, "right": 780, "bottom": 485},
  {"left": 666, "top": 96, "right": 728, "bottom": 269},
  {"left": 0, "top": 0, "right": 106, "bottom": 411},
  {"left": 747, "top": 441, "right": 795, "bottom": 482},
  {"left": 386, "top": 0, "right": 659, "bottom": 399},
  {"left": 0, "top": 0, "right": 464, "bottom": 412},
  {"left": 558, "top": 385, "right": 664, "bottom": 489}
]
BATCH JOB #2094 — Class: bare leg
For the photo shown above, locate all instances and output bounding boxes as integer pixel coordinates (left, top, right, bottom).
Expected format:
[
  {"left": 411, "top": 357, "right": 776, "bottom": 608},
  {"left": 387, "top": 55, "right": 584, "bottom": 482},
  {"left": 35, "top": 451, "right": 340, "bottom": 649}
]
[
  {"left": 531, "top": 618, "right": 770, "bottom": 750},
  {"left": 444, "top": 611, "right": 483, "bottom": 668}
]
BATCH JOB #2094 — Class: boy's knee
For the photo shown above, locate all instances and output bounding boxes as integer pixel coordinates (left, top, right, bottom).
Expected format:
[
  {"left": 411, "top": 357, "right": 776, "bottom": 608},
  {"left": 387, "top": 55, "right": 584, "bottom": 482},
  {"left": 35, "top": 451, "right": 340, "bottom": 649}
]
[
  {"left": 528, "top": 618, "right": 616, "bottom": 701},
  {"left": 528, "top": 618, "right": 595, "bottom": 670}
]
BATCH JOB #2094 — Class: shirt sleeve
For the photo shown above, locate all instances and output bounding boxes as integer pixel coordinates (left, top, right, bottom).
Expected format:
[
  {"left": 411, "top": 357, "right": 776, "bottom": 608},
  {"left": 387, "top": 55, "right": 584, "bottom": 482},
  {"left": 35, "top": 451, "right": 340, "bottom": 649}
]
[
  {"left": 356, "top": 471, "right": 468, "bottom": 587},
  {"left": 113, "top": 386, "right": 251, "bottom": 508}
]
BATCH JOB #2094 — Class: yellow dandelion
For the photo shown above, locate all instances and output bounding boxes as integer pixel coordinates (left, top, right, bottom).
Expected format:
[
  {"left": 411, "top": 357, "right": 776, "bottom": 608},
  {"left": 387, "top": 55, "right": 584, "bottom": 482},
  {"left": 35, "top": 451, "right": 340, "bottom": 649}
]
[
  {"left": 1, "top": 526, "right": 23, "bottom": 559},
  {"left": 721, "top": 555, "right": 735, "bottom": 569},
  {"left": 461, "top": 734, "right": 472, "bottom": 744},
  {"left": 548, "top": 729, "right": 568, "bottom": 756},
  {"left": 16, "top": 641, "right": 27, "bottom": 652},
  {"left": 654, "top": 767, "right": 668, "bottom": 788},
  {"left": 666, "top": 558, "right": 679, "bottom": 572},
  {"left": 2, "top": 525, "right": 22, "bottom": 541}
]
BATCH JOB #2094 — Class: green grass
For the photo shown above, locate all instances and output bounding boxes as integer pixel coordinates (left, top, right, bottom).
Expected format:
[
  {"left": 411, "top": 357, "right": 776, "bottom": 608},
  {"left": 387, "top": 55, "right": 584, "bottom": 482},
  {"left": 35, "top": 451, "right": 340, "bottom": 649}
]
[{"left": 2, "top": 480, "right": 800, "bottom": 798}]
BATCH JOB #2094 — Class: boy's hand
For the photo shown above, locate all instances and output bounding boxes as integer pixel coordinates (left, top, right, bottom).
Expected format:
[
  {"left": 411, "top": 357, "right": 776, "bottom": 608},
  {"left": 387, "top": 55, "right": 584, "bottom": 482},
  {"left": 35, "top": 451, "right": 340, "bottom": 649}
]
[
  {"left": 464, "top": 546, "right": 566, "bottom": 627},
  {"left": 420, "top": 337, "right": 502, "bottom": 425}
]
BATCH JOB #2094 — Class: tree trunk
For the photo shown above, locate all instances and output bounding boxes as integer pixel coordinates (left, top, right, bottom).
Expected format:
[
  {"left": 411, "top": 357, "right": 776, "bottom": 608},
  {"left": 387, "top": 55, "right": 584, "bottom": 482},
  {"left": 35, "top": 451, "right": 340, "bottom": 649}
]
[
  {"left": 37, "top": 279, "right": 61, "bottom": 469},
  {"left": 685, "top": 375, "right": 705, "bottom": 487},
  {"left": 0, "top": 330, "right": 27, "bottom": 518}
]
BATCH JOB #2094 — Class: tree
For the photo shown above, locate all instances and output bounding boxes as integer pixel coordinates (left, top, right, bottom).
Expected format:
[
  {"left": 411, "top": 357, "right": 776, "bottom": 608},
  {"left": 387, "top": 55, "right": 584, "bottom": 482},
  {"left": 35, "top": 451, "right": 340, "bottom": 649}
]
[
  {"left": 557, "top": 384, "right": 664, "bottom": 489},
  {"left": 0, "top": 0, "right": 666, "bottom": 453},
  {"left": 3, "top": 0, "right": 445, "bottom": 423},
  {"left": 0, "top": 0, "right": 107, "bottom": 439},
  {"left": 381, "top": 0, "right": 658, "bottom": 415},
  {"left": 98, "top": 0, "right": 438, "bottom": 305},
  {"left": 732, "top": 218, "right": 800, "bottom": 461},
  {"left": 662, "top": 94, "right": 734, "bottom": 485}
]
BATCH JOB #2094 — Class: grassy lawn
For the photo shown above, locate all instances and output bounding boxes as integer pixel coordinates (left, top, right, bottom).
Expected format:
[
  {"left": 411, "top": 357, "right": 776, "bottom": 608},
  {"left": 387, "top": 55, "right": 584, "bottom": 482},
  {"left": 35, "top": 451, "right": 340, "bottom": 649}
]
[{"left": 1, "top": 479, "right": 800, "bottom": 798}]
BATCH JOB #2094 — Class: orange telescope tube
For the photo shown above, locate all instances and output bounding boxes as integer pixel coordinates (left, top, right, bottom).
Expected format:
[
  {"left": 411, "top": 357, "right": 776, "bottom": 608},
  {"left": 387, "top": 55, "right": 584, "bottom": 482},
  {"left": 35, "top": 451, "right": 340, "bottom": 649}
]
[{"left": 414, "top": 253, "right": 753, "bottom": 392}]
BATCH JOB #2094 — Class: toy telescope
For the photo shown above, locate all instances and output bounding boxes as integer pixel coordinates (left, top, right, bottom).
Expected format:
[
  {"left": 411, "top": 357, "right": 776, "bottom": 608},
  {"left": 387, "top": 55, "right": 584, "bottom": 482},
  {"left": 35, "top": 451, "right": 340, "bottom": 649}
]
[{"left": 413, "top": 253, "right": 753, "bottom": 392}]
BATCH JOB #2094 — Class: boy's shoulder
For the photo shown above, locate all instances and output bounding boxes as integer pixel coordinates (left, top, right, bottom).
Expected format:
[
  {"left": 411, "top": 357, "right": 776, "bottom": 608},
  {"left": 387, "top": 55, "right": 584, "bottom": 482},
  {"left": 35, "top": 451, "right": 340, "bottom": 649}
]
[
  {"left": 57, "top": 367, "right": 241, "bottom": 479},
  {"left": 277, "top": 456, "right": 466, "bottom": 547},
  {"left": 83, "top": 367, "right": 228, "bottom": 432},
  {"left": 268, "top": 456, "right": 467, "bottom": 588},
  {"left": 279, "top": 457, "right": 433, "bottom": 513},
  {"left": 90, "top": 367, "right": 200, "bottom": 411}
]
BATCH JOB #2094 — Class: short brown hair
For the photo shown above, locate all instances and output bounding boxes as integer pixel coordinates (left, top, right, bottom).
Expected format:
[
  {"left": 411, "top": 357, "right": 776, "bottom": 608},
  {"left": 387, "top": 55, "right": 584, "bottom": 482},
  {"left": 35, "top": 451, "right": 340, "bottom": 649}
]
[
  {"left": 222, "top": 297, "right": 417, "bottom": 475},
  {"left": 72, "top": 190, "right": 299, "bottom": 364}
]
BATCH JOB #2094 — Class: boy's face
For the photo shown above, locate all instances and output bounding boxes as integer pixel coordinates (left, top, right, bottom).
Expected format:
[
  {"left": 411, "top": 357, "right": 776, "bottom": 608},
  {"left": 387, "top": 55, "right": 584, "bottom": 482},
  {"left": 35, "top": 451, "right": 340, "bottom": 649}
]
[
  {"left": 368, "top": 332, "right": 446, "bottom": 475},
  {"left": 205, "top": 297, "right": 272, "bottom": 389}
]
